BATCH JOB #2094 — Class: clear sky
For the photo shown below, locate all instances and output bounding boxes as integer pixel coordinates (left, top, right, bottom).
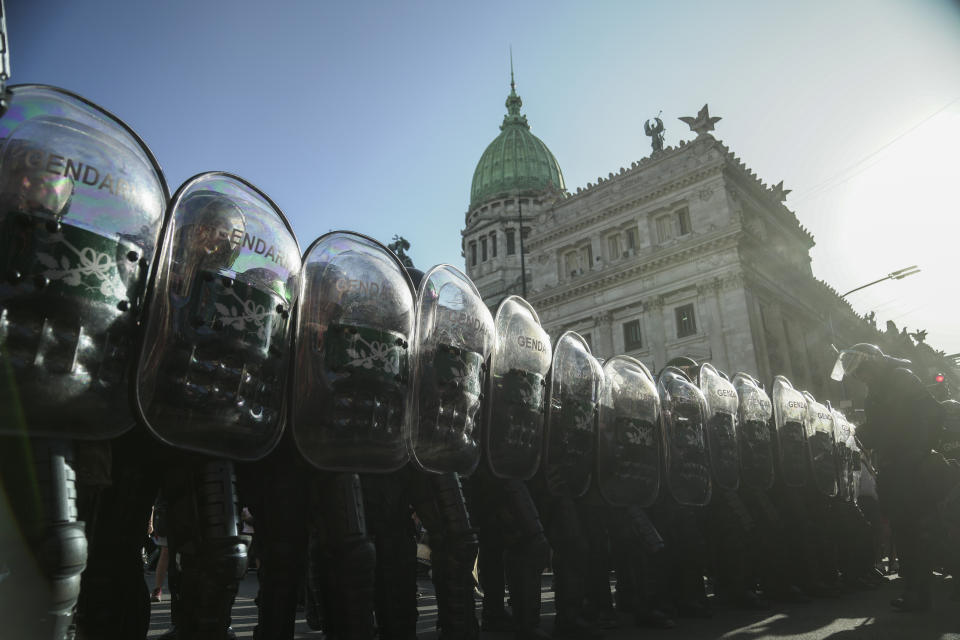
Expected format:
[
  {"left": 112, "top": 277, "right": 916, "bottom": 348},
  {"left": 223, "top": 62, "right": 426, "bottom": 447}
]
[{"left": 10, "top": 0, "right": 960, "bottom": 352}]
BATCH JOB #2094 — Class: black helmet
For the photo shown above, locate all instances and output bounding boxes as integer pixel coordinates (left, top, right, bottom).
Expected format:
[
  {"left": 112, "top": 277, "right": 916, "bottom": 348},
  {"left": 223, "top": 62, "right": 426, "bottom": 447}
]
[
  {"left": 830, "top": 343, "right": 911, "bottom": 383},
  {"left": 665, "top": 356, "right": 698, "bottom": 380},
  {"left": 666, "top": 356, "right": 699, "bottom": 369},
  {"left": 405, "top": 267, "right": 425, "bottom": 290}
]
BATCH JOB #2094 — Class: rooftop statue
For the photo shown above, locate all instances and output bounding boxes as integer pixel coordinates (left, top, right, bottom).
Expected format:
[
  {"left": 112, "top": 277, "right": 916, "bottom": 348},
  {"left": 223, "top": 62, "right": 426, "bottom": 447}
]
[
  {"left": 644, "top": 114, "right": 665, "bottom": 153},
  {"left": 680, "top": 103, "right": 722, "bottom": 136}
]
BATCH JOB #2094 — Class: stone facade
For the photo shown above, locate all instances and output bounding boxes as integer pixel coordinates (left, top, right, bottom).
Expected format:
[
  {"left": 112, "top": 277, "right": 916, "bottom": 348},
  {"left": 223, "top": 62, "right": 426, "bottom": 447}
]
[{"left": 463, "top": 121, "right": 881, "bottom": 401}]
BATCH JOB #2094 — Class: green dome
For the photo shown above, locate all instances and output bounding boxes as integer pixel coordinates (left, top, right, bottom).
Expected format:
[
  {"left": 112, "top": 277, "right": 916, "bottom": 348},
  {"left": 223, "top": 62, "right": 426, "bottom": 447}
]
[{"left": 470, "top": 80, "right": 565, "bottom": 208}]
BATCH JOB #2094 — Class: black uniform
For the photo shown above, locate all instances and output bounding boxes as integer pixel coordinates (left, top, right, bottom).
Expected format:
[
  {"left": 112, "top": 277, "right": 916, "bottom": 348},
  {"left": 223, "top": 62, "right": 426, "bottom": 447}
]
[
  {"left": 469, "top": 466, "right": 551, "bottom": 640},
  {"left": 857, "top": 366, "right": 944, "bottom": 609},
  {"left": 362, "top": 466, "right": 479, "bottom": 640}
]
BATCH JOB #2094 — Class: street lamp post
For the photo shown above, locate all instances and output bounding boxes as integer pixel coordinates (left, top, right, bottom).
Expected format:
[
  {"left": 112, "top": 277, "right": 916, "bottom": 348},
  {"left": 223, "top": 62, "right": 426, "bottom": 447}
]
[
  {"left": 518, "top": 197, "right": 527, "bottom": 298},
  {"left": 829, "top": 265, "right": 921, "bottom": 406},
  {"left": 840, "top": 265, "right": 921, "bottom": 298}
]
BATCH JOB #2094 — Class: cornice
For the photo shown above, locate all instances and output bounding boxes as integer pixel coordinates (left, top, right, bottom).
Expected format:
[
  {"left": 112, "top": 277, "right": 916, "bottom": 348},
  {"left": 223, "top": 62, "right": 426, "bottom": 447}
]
[
  {"left": 530, "top": 228, "right": 741, "bottom": 307},
  {"left": 561, "top": 135, "right": 716, "bottom": 203},
  {"left": 528, "top": 162, "right": 725, "bottom": 249},
  {"left": 718, "top": 144, "right": 814, "bottom": 246}
]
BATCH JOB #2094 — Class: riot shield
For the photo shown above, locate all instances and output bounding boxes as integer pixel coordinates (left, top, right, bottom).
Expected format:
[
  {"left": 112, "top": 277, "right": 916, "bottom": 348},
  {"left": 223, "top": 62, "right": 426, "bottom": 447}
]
[
  {"left": 484, "top": 295, "right": 551, "bottom": 480},
  {"left": 0, "top": 85, "right": 167, "bottom": 438},
  {"left": 846, "top": 423, "right": 862, "bottom": 503},
  {"left": 803, "top": 392, "right": 838, "bottom": 497},
  {"left": 698, "top": 363, "right": 740, "bottom": 491},
  {"left": 407, "top": 264, "right": 493, "bottom": 475},
  {"left": 292, "top": 231, "right": 415, "bottom": 472},
  {"left": 732, "top": 373, "right": 775, "bottom": 490},
  {"left": 771, "top": 375, "right": 808, "bottom": 488},
  {"left": 832, "top": 409, "right": 855, "bottom": 502},
  {"left": 658, "top": 367, "right": 712, "bottom": 507},
  {"left": 543, "top": 331, "right": 603, "bottom": 498},
  {"left": 134, "top": 173, "right": 299, "bottom": 460},
  {"left": 597, "top": 356, "right": 661, "bottom": 507}
]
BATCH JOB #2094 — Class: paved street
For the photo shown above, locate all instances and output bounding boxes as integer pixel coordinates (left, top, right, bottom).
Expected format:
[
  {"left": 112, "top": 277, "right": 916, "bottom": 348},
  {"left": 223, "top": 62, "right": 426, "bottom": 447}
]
[{"left": 146, "top": 572, "right": 959, "bottom": 639}]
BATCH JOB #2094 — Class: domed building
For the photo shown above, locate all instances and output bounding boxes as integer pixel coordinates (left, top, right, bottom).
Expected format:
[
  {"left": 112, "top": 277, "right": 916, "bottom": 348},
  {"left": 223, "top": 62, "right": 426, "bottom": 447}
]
[
  {"left": 462, "top": 78, "right": 941, "bottom": 400},
  {"left": 462, "top": 74, "right": 566, "bottom": 307}
]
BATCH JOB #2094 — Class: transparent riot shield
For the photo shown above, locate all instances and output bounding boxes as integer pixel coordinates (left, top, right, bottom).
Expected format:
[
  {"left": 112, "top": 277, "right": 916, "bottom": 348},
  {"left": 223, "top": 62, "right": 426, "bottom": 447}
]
[
  {"left": 771, "top": 375, "right": 808, "bottom": 488},
  {"left": 484, "top": 296, "right": 551, "bottom": 480},
  {"left": 292, "top": 231, "right": 415, "bottom": 472},
  {"left": 832, "top": 409, "right": 854, "bottom": 502},
  {"left": 407, "top": 264, "right": 493, "bottom": 475},
  {"left": 803, "top": 392, "right": 838, "bottom": 497},
  {"left": 543, "top": 331, "right": 603, "bottom": 498},
  {"left": 732, "top": 373, "right": 774, "bottom": 490},
  {"left": 846, "top": 424, "right": 862, "bottom": 503},
  {"left": 597, "top": 356, "right": 661, "bottom": 507},
  {"left": 698, "top": 363, "right": 740, "bottom": 491},
  {"left": 135, "top": 173, "right": 300, "bottom": 460},
  {"left": 658, "top": 367, "right": 712, "bottom": 507},
  {"left": 0, "top": 85, "right": 167, "bottom": 438}
]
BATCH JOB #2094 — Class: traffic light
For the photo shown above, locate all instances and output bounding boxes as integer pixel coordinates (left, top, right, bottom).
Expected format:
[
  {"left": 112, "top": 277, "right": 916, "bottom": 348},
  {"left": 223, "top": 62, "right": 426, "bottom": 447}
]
[{"left": 931, "top": 372, "right": 950, "bottom": 400}]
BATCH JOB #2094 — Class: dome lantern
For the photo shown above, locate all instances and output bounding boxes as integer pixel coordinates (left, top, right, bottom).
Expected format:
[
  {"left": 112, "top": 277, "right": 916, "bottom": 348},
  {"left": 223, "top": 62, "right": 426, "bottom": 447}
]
[{"left": 469, "top": 68, "right": 565, "bottom": 210}]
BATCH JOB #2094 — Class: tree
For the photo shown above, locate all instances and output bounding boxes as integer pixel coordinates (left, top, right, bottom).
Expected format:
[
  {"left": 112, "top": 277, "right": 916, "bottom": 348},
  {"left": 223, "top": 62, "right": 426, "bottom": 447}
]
[{"left": 387, "top": 235, "right": 414, "bottom": 268}]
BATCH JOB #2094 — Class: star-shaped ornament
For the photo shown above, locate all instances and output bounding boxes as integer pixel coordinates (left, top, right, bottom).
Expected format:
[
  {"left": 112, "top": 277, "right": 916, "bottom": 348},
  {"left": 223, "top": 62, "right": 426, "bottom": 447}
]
[
  {"left": 679, "top": 104, "right": 721, "bottom": 136},
  {"left": 770, "top": 181, "right": 792, "bottom": 202}
]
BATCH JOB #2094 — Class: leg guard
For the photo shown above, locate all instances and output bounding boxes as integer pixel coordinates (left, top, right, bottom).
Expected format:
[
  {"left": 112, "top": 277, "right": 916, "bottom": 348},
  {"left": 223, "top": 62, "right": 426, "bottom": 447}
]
[
  {"left": 498, "top": 479, "right": 549, "bottom": 633},
  {"left": 476, "top": 519, "right": 507, "bottom": 618},
  {"left": 707, "top": 489, "right": 752, "bottom": 603},
  {"left": 415, "top": 472, "right": 479, "bottom": 640},
  {"left": 165, "top": 458, "right": 247, "bottom": 640},
  {"left": 544, "top": 497, "right": 588, "bottom": 623},
  {"left": 618, "top": 505, "right": 669, "bottom": 612},
  {"left": 579, "top": 504, "right": 613, "bottom": 617},
  {"left": 310, "top": 472, "right": 376, "bottom": 640},
  {"left": 0, "top": 437, "right": 87, "bottom": 640},
  {"left": 240, "top": 436, "right": 306, "bottom": 640},
  {"left": 775, "top": 484, "right": 819, "bottom": 592},
  {"left": 75, "top": 432, "right": 158, "bottom": 640},
  {"left": 361, "top": 470, "right": 417, "bottom": 640}
]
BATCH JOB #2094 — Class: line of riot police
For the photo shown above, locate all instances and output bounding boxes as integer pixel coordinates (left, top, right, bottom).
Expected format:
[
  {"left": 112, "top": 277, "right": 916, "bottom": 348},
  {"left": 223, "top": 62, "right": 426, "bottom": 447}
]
[{"left": 2, "top": 51, "right": 959, "bottom": 640}]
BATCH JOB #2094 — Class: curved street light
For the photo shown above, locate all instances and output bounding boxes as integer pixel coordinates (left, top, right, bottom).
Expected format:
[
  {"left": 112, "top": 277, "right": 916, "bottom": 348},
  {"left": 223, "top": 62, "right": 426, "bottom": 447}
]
[{"left": 840, "top": 265, "right": 921, "bottom": 298}]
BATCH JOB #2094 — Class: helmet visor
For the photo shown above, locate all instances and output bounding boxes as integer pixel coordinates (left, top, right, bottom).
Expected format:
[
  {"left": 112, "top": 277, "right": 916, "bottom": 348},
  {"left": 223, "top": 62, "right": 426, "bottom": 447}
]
[{"left": 830, "top": 350, "right": 869, "bottom": 382}]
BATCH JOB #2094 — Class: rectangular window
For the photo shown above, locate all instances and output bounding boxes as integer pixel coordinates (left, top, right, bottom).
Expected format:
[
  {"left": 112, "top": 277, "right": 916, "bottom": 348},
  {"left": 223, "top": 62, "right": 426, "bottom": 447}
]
[
  {"left": 481, "top": 237, "right": 488, "bottom": 262},
  {"left": 581, "top": 245, "right": 593, "bottom": 269},
  {"left": 656, "top": 215, "right": 673, "bottom": 243},
  {"left": 490, "top": 232, "right": 497, "bottom": 257},
  {"left": 582, "top": 333, "right": 593, "bottom": 350},
  {"left": 506, "top": 229, "right": 516, "bottom": 255},
  {"left": 623, "top": 319, "right": 643, "bottom": 351},
  {"left": 565, "top": 250, "right": 580, "bottom": 277},
  {"left": 470, "top": 242, "right": 477, "bottom": 266},
  {"left": 675, "top": 303, "right": 697, "bottom": 338},
  {"left": 625, "top": 227, "right": 638, "bottom": 250},
  {"left": 677, "top": 207, "right": 691, "bottom": 235},
  {"left": 607, "top": 234, "right": 621, "bottom": 260}
]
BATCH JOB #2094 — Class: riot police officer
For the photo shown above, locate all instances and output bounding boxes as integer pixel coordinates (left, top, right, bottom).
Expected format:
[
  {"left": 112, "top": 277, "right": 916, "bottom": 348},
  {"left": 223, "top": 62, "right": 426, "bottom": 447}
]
[
  {"left": 470, "top": 296, "right": 553, "bottom": 640},
  {"left": 650, "top": 364, "right": 712, "bottom": 619},
  {"left": 697, "top": 364, "right": 767, "bottom": 610},
  {"left": 534, "top": 331, "right": 605, "bottom": 638},
  {"left": 598, "top": 356, "right": 674, "bottom": 629},
  {"left": 361, "top": 264, "right": 491, "bottom": 640},
  {"left": 832, "top": 343, "right": 945, "bottom": 611},
  {"left": 0, "top": 72, "right": 168, "bottom": 639}
]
